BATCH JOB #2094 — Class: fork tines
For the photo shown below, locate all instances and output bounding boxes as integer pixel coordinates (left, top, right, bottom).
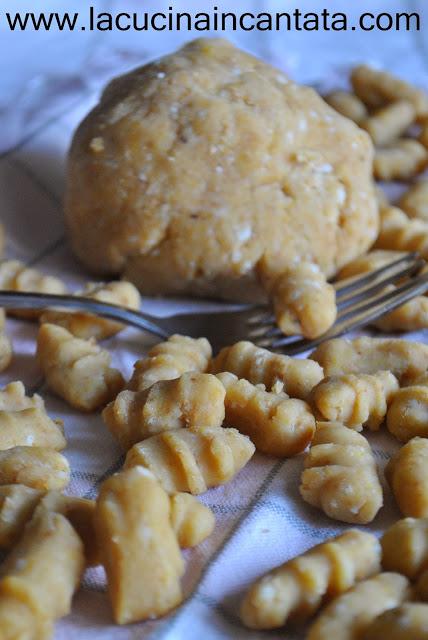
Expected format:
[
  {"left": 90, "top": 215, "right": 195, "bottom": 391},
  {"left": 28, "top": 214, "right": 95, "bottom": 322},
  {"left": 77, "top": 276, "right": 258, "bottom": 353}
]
[{"left": 250, "top": 253, "right": 428, "bottom": 355}]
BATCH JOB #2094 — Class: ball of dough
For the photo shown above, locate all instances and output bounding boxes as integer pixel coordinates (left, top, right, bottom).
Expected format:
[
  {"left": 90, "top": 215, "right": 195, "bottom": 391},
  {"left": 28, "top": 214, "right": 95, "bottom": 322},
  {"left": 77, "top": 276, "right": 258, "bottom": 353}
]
[{"left": 65, "top": 38, "right": 378, "bottom": 302}]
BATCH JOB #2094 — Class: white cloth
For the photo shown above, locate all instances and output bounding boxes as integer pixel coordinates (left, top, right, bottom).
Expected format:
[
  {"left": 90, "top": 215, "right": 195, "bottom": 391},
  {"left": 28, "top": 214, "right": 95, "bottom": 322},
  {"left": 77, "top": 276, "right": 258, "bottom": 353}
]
[{"left": 1, "top": 5, "right": 428, "bottom": 636}]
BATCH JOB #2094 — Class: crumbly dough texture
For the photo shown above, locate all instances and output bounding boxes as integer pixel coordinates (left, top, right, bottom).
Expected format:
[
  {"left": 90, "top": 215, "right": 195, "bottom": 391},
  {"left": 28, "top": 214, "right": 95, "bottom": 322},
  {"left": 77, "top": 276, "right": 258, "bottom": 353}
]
[
  {"left": 386, "top": 437, "right": 428, "bottom": 517},
  {"left": 0, "top": 259, "right": 67, "bottom": 320},
  {"left": 0, "top": 510, "right": 84, "bottom": 639},
  {"left": 169, "top": 492, "right": 215, "bottom": 548},
  {"left": 65, "top": 38, "right": 378, "bottom": 302},
  {"left": 269, "top": 262, "right": 337, "bottom": 338},
  {"left": 103, "top": 372, "right": 225, "bottom": 450},
  {"left": 124, "top": 425, "right": 255, "bottom": 495},
  {"left": 399, "top": 180, "right": 428, "bottom": 221},
  {"left": 128, "top": 334, "right": 212, "bottom": 391},
  {"left": 94, "top": 467, "right": 184, "bottom": 624},
  {"left": 311, "top": 336, "right": 428, "bottom": 384},
  {"left": 240, "top": 529, "right": 381, "bottom": 630},
  {"left": 217, "top": 371, "right": 315, "bottom": 457},
  {"left": 37, "top": 323, "right": 124, "bottom": 412},
  {"left": 311, "top": 371, "right": 399, "bottom": 431},
  {"left": 300, "top": 421, "right": 383, "bottom": 524},
  {"left": 40, "top": 280, "right": 141, "bottom": 340},
  {"left": 363, "top": 603, "right": 428, "bottom": 640},
  {"left": 0, "top": 381, "right": 66, "bottom": 451},
  {"left": 387, "top": 385, "right": 428, "bottom": 442},
  {"left": 211, "top": 340, "right": 323, "bottom": 400},
  {"left": 381, "top": 517, "right": 428, "bottom": 580},
  {"left": 324, "top": 90, "right": 368, "bottom": 124},
  {"left": 306, "top": 572, "right": 411, "bottom": 640}
]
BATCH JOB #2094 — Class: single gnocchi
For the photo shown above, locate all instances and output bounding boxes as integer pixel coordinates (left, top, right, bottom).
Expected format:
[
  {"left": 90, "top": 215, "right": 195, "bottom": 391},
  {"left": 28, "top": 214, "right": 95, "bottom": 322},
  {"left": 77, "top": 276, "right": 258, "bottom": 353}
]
[
  {"left": 103, "top": 372, "right": 225, "bottom": 450},
  {"left": 269, "top": 262, "right": 336, "bottom": 339},
  {"left": 385, "top": 437, "right": 428, "bottom": 517},
  {"left": 307, "top": 572, "right": 411, "bottom": 640},
  {"left": 363, "top": 603, "right": 428, "bottom": 640},
  {"left": 0, "top": 510, "right": 84, "bottom": 638},
  {"left": 217, "top": 371, "right": 315, "bottom": 457},
  {"left": 40, "top": 280, "right": 141, "bottom": 340},
  {"left": 381, "top": 517, "right": 428, "bottom": 579},
  {"left": 300, "top": 421, "right": 383, "bottom": 524},
  {"left": 36, "top": 323, "right": 124, "bottom": 412},
  {"left": 125, "top": 425, "right": 255, "bottom": 495},
  {"left": 311, "top": 371, "right": 398, "bottom": 431},
  {"left": 211, "top": 340, "right": 324, "bottom": 400},
  {"left": 399, "top": 180, "right": 428, "bottom": 222},
  {"left": 361, "top": 101, "right": 415, "bottom": 146},
  {"left": 387, "top": 385, "right": 428, "bottom": 442},
  {"left": 0, "top": 446, "right": 70, "bottom": 491},
  {"left": 324, "top": 90, "right": 368, "bottom": 123},
  {"left": 0, "top": 259, "right": 67, "bottom": 320},
  {"left": 373, "top": 139, "right": 428, "bottom": 181},
  {"left": 351, "top": 65, "right": 428, "bottom": 117},
  {"left": 311, "top": 336, "right": 428, "bottom": 384},
  {"left": 94, "top": 467, "right": 184, "bottom": 624},
  {"left": 240, "top": 529, "right": 381, "bottom": 629},
  {"left": 128, "top": 334, "right": 212, "bottom": 391},
  {"left": 0, "top": 381, "right": 66, "bottom": 451}
]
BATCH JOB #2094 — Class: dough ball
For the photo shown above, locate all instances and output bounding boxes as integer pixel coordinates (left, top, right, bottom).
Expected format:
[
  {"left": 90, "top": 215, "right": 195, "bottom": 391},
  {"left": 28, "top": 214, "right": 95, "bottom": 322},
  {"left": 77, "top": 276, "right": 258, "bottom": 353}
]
[{"left": 65, "top": 38, "right": 378, "bottom": 302}]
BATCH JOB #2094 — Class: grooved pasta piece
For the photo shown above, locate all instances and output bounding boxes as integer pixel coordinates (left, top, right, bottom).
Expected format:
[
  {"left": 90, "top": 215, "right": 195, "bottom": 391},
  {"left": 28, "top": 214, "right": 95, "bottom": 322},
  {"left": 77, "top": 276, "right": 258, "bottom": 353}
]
[
  {"left": 211, "top": 340, "right": 323, "bottom": 400},
  {"left": 41, "top": 280, "right": 141, "bottom": 340},
  {"left": 399, "top": 180, "right": 428, "bottom": 221},
  {"left": 124, "top": 426, "right": 255, "bottom": 495},
  {"left": 103, "top": 372, "right": 225, "bottom": 450},
  {"left": 0, "top": 381, "right": 66, "bottom": 450},
  {"left": 0, "top": 259, "right": 67, "bottom": 320},
  {"left": 300, "top": 422, "right": 383, "bottom": 524},
  {"left": 311, "top": 371, "right": 398, "bottom": 431},
  {"left": 169, "top": 493, "right": 215, "bottom": 548},
  {"left": 386, "top": 437, "right": 428, "bottom": 517},
  {"left": 37, "top": 323, "right": 124, "bottom": 412},
  {"left": 307, "top": 572, "right": 411, "bottom": 640},
  {"left": 270, "top": 262, "right": 336, "bottom": 339},
  {"left": 0, "top": 447, "right": 70, "bottom": 491},
  {"left": 94, "top": 467, "right": 184, "bottom": 624},
  {"left": 363, "top": 603, "right": 428, "bottom": 640},
  {"left": 311, "top": 336, "right": 428, "bottom": 384},
  {"left": 375, "top": 208, "right": 428, "bottom": 258},
  {"left": 374, "top": 139, "right": 428, "bottom": 181},
  {"left": 217, "top": 371, "right": 315, "bottom": 456},
  {"left": 240, "top": 529, "right": 381, "bottom": 629},
  {"left": 381, "top": 517, "right": 428, "bottom": 579},
  {"left": 324, "top": 90, "right": 368, "bottom": 123},
  {"left": 387, "top": 385, "right": 428, "bottom": 441},
  {"left": 362, "top": 101, "right": 415, "bottom": 146},
  {"left": 128, "top": 334, "right": 212, "bottom": 391},
  {"left": 0, "top": 510, "right": 84, "bottom": 638},
  {"left": 351, "top": 65, "right": 428, "bottom": 118}
]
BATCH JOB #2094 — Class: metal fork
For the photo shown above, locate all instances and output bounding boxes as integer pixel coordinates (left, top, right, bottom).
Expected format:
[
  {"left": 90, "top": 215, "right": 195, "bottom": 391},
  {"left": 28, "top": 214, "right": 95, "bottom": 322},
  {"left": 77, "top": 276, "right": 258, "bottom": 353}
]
[{"left": 0, "top": 253, "right": 427, "bottom": 355}]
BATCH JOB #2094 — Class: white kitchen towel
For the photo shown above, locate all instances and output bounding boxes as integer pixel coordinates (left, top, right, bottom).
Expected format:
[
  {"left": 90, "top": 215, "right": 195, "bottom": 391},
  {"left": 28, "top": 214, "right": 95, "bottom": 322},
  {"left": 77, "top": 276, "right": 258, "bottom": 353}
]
[{"left": 1, "top": 24, "right": 428, "bottom": 639}]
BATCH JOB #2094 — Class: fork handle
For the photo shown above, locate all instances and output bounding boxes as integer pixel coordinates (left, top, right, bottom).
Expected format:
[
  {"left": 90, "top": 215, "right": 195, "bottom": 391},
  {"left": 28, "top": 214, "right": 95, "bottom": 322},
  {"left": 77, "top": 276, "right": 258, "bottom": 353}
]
[{"left": 0, "top": 290, "right": 170, "bottom": 339}]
